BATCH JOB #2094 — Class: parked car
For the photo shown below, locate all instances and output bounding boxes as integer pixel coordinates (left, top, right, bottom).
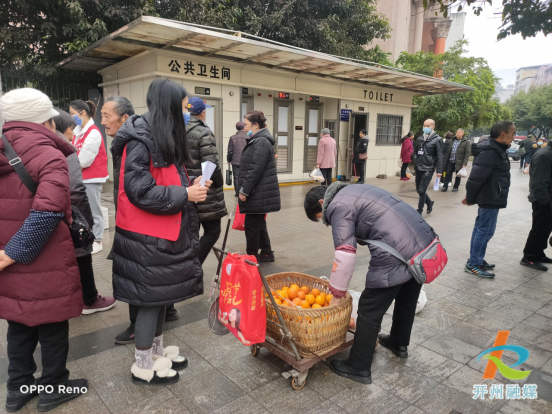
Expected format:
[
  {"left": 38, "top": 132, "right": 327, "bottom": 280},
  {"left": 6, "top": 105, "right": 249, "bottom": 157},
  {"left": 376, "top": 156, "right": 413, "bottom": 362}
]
[{"left": 507, "top": 141, "right": 520, "bottom": 161}]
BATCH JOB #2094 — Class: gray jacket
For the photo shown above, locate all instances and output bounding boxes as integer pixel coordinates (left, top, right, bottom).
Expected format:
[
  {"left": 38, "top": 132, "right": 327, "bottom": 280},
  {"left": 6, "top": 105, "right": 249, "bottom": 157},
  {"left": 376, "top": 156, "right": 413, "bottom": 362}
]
[{"left": 323, "top": 182, "right": 436, "bottom": 289}]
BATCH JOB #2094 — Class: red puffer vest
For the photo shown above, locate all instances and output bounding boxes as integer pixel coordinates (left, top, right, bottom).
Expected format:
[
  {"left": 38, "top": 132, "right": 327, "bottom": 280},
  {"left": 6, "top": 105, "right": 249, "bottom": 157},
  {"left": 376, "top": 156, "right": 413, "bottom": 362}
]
[
  {"left": 73, "top": 124, "right": 109, "bottom": 180},
  {"left": 0, "top": 122, "right": 83, "bottom": 326}
]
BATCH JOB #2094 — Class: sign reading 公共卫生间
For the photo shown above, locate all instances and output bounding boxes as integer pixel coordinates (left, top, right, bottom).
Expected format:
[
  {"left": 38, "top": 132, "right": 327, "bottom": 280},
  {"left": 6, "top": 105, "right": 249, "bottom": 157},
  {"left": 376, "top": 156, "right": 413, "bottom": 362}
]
[{"left": 167, "top": 59, "right": 231, "bottom": 80}]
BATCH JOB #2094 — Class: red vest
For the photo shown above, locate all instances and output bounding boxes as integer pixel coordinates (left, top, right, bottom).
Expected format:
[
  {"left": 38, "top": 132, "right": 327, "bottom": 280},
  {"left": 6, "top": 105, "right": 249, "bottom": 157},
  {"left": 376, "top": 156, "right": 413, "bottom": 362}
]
[
  {"left": 73, "top": 124, "right": 109, "bottom": 180},
  {"left": 117, "top": 147, "right": 189, "bottom": 241}
]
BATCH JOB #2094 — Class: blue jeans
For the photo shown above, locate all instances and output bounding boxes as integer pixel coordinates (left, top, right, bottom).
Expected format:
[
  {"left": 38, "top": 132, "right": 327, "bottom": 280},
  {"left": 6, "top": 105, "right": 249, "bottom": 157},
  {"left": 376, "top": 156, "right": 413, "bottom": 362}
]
[{"left": 469, "top": 207, "right": 499, "bottom": 266}]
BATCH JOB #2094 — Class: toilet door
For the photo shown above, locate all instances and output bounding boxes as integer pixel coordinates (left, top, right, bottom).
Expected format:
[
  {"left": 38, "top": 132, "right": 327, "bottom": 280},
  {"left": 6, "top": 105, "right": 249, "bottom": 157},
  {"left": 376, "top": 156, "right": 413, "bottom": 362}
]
[{"left": 304, "top": 103, "right": 323, "bottom": 172}]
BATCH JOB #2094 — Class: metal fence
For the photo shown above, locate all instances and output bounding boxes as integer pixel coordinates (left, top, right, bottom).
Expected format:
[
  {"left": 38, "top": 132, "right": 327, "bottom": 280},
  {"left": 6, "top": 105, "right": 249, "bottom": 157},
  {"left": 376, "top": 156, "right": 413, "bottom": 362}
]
[{"left": 0, "top": 68, "right": 99, "bottom": 111}]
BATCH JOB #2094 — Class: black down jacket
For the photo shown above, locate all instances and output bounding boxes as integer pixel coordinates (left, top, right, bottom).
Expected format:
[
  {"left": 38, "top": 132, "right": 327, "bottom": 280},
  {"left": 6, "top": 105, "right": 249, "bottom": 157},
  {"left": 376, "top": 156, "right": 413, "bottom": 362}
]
[
  {"left": 185, "top": 117, "right": 227, "bottom": 222},
  {"left": 111, "top": 113, "right": 203, "bottom": 307},
  {"left": 466, "top": 138, "right": 511, "bottom": 209},
  {"left": 352, "top": 137, "right": 369, "bottom": 164},
  {"left": 323, "top": 182, "right": 436, "bottom": 289},
  {"left": 528, "top": 144, "right": 552, "bottom": 205},
  {"left": 238, "top": 128, "right": 281, "bottom": 214},
  {"left": 413, "top": 131, "right": 444, "bottom": 173}
]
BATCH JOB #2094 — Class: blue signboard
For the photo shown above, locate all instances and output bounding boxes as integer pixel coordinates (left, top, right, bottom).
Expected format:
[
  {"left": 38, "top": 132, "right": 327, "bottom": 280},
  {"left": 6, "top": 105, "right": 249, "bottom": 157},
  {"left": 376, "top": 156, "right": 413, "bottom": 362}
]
[{"left": 340, "top": 109, "right": 352, "bottom": 121}]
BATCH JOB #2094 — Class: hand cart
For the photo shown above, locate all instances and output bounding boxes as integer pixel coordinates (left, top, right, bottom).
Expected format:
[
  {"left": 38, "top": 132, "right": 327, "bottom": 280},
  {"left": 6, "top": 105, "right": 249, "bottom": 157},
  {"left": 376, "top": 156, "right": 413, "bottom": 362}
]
[{"left": 212, "top": 247, "right": 356, "bottom": 390}]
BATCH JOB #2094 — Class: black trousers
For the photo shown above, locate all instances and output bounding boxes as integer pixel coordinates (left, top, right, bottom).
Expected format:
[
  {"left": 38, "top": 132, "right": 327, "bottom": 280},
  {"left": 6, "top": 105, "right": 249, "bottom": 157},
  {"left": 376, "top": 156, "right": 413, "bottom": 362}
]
[
  {"left": 415, "top": 169, "right": 433, "bottom": 211},
  {"left": 232, "top": 165, "right": 240, "bottom": 196},
  {"left": 523, "top": 202, "right": 552, "bottom": 261},
  {"left": 320, "top": 167, "right": 332, "bottom": 186},
  {"left": 76, "top": 254, "right": 98, "bottom": 306},
  {"left": 7, "top": 320, "right": 70, "bottom": 391},
  {"left": 354, "top": 163, "right": 365, "bottom": 182},
  {"left": 400, "top": 162, "right": 409, "bottom": 178},
  {"left": 244, "top": 213, "right": 272, "bottom": 256},
  {"left": 442, "top": 161, "right": 461, "bottom": 189},
  {"left": 198, "top": 219, "right": 222, "bottom": 264},
  {"left": 347, "top": 277, "right": 422, "bottom": 371}
]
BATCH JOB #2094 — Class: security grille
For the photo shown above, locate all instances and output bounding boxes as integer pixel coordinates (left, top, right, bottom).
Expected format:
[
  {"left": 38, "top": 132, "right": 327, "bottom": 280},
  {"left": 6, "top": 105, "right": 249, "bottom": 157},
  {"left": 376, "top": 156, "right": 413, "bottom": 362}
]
[{"left": 376, "top": 114, "right": 403, "bottom": 145}]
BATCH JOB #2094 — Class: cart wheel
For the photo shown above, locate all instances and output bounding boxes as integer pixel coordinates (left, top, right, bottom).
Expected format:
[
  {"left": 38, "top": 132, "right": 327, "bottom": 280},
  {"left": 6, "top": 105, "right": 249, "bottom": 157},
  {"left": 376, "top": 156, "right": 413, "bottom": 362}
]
[
  {"left": 292, "top": 377, "right": 306, "bottom": 390},
  {"left": 250, "top": 344, "right": 260, "bottom": 357}
]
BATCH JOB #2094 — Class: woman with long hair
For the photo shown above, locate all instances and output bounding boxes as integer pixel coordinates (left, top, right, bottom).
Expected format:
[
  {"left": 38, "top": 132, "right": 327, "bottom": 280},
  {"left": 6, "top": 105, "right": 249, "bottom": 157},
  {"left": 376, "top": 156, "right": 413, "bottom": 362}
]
[
  {"left": 238, "top": 111, "right": 281, "bottom": 262},
  {"left": 399, "top": 132, "right": 414, "bottom": 181},
  {"left": 111, "top": 78, "right": 210, "bottom": 385},
  {"left": 69, "top": 99, "right": 109, "bottom": 254}
]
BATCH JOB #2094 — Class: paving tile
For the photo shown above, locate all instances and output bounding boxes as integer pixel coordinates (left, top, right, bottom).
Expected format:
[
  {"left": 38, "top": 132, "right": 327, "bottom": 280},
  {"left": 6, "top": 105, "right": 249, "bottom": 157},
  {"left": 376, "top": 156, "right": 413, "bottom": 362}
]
[
  {"left": 512, "top": 286, "right": 552, "bottom": 305},
  {"left": 509, "top": 324, "right": 552, "bottom": 352},
  {"left": 413, "top": 384, "right": 495, "bottom": 414},
  {"left": 250, "top": 378, "right": 326, "bottom": 414},
  {"left": 421, "top": 283, "right": 458, "bottom": 300},
  {"left": 211, "top": 395, "right": 269, "bottom": 414},
  {"left": 301, "top": 361, "right": 349, "bottom": 399},
  {"left": 408, "top": 321, "right": 441, "bottom": 345},
  {"left": 373, "top": 361, "right": 438, "bottom": 404},
  {"left": 330, "top": 382, "right": 410, "bottom": 414},
  {"left": 68, "top": 314, "right": 108, "bottom": 338},
  {"left": 465, "top": 311, "right": 518, "bottom": 332},
  {"left": 481, "top": 301, "right": 536, "bottom": 323},
  {"left": 402, "top": 346, "right": 464, "bottom": 382},
  {"left": 302, "top": 399, "right": 349, "bottom": 414},
  {"left": 498, "top": 397, "right": 552, "bottom": 414},
  {"left": 167, "top": 368, "right": 245, "bottom": 414},
  {"left": 123, "top": 389, "right": 191, "bottom": 414},
  {"left": 218, "top": 354, "right": 281, "bottom": 393},
  {"left": 421, "top": 333, "right": 483, "bottom": 363},
  {"left": 413, "top": 307, "right": 462, "bottom": 331},
  {"left": 74, "top": 346, "right": 135, "bottom": 384},
  {"left": 446, "top": 289, "right": 497, "bottom": 310},
  {"left": 445, "top": 321, "right": 501, "bottom": 348},
  {"left": 536, "top": 303, "right": 552, "bottom": 319},
  {"left": 399, "top": 406, "right": 425, "bottom": 414},
  {"left": 425, "top": 297, "right": 478, "bottom": 319},
  {"left": 521, "top": 314, "right": 552, "bottom": 333},
  {"left": 443, "top": 365, "right": 508, "bottom": 411}
]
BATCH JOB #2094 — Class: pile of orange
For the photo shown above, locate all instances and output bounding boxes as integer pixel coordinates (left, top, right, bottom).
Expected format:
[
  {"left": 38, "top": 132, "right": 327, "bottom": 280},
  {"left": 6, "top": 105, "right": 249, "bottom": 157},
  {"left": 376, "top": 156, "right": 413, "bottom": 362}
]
[{"left": 269, "top": 284, "right": 333, "bottom": 309}]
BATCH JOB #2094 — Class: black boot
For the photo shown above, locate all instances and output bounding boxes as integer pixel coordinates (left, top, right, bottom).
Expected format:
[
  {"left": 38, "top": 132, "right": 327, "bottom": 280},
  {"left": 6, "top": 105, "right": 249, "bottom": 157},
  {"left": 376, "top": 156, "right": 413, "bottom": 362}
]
[
  {"left": 5, "top": 382, "right": 38, "bottom": 413},
  {"left": 426, "top": 200, "right": 435, "bottom": 214},
  {"left": 329, "top": 360, "right": 372, "bottom": 384},
  {"left": 378, "top": 334, "right": 408, "bottom": 358},
  {"left": 37, "top": 379, "right": 88, "bottom": 412}
]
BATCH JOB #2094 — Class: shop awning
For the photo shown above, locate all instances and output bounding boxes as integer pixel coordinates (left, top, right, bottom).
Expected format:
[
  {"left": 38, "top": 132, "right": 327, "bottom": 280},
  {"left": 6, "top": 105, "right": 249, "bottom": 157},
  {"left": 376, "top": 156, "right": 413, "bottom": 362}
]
[{"left": 58, "top": 16, "right": 474, "bottom": 95}]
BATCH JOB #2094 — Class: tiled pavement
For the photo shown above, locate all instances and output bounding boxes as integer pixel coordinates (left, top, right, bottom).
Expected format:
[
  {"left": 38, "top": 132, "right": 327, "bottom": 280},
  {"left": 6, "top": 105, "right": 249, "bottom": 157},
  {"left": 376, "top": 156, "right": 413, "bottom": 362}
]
[{"left": 1, "top": 168, "right": 552, "bottom": 414}]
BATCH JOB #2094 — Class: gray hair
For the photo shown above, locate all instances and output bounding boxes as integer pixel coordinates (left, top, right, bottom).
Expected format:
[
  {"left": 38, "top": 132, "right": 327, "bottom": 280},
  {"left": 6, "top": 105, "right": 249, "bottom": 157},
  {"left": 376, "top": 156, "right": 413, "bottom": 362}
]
[
  {"left": 457, "top": 128, "right": 464, "bottom": 132},
  {"left": 321, "top": 128, "right": 331, "bottom": 136},
  {"left": 106, "top": 96, "right": 135, "bottom": 117}
]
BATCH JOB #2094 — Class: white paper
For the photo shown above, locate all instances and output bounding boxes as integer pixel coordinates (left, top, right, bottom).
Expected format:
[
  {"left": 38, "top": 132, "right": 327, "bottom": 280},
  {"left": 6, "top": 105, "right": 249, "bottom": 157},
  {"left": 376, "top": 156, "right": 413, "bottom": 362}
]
[{"left": 201, "top": 161, "right": 216, "bottom": 187}]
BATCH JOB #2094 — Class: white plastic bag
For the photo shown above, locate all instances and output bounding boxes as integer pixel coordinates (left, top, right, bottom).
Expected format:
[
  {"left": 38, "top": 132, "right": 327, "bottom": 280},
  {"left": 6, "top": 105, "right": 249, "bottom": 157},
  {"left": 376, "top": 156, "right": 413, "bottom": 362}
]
[
  {"left": 309, "top": 167, "right": 324, "bottom": 182},
  {"left": 349, "top": 290, "right": 361, "bottom": 329},
  {"left": 398, "top": 158, "right": 403, "bottom": 168},
  {"left": 433, "top": 177, "right": 440, "bottom": 191},
  {"left": 457, "top": 167, "right": 468, "bottom": 178},
  {"left": 524, "top": 165, "right": 530, "bottom": 174}
]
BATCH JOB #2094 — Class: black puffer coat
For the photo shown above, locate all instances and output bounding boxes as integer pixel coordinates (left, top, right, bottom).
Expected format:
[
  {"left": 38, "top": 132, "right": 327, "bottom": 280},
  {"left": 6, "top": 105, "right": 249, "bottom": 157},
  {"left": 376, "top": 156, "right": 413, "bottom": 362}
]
[
  {"left": 466, "top": 138, "right": 511, "bottom": 209},
  {"left": 238, "top": 128, "right": 281, "bottom": 214},
  {"left": 111, "top": 113, "right": 203, "bottom": 307},
  {"left": 185, "top": 117, "right": 227, "bottom": 222},
  {"left": 413, "top": 131, "right": 444, "bottom": 173},
  {"left": 528, "top": 144, "right": 552, "bottom": 205},
  {"left": 352, "top": 137, "right": 369, "bottom": 164}
]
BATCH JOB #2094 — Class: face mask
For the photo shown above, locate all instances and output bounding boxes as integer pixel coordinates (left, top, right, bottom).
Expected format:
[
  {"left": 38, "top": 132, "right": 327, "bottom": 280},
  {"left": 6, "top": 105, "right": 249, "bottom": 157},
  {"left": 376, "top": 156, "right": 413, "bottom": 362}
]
[
  {"left": 247, "top": 129, "right": 253, "bottom": 137},
  {"left": 73, "top": 114, "right": 83, "bottom": 126},
  {"left": 423, "top": 127, "right": 432, "bottom": 134},
  {"left": 538, "top": 141, "right": 543, "bottom": 146},
  {"left": 183, "top": 111, "right": 190, "bottom": 126}
]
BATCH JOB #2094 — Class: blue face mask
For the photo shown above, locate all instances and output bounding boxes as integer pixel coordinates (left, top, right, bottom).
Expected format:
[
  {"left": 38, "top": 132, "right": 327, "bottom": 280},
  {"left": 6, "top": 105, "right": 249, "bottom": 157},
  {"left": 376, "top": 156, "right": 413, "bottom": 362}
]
[
  {"left": 73, "top": 114, "right": 83, "bottom": 126},
  {"left": 247, "top": 129, "right": 253, "bottom": 137},
  {"left": 538, "top": 141, "right": 543, "bottom": 146},
  {"left": 183, "top": 111, "right": 190, "bottom": 126},
  {"left": 423, "top": 127, "right": 432, "bottom": 134}
]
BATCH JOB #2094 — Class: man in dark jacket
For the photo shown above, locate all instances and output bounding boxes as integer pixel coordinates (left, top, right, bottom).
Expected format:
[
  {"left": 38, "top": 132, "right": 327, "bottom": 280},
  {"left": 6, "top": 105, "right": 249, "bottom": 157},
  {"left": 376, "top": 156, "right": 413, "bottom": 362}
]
[
  {"left": 186, "top": 97, "right": 227, "bottom": 264},
  {"left": 463, "top": 121, "right": 515, "bottom": 278},
  {"left": 352, "top": 129, "right": 369, "bottom": 183},
  {"left": 442, "top": 128, "right": 470, "bottom": 192},
  {"left": 227, "top": 121, "right": 247, "bottom": 196},
  {"left": 304, "top": 182, "right": 436, "bottom": 384},
  {"left": 521, "top": 142, "right": 552, "bottom": 271},
  {"left": 523, "top": 135, "right": 537, "bottom": 167},
  {"left": 413, "top": 119, "right": 444, "bottom": 214}
]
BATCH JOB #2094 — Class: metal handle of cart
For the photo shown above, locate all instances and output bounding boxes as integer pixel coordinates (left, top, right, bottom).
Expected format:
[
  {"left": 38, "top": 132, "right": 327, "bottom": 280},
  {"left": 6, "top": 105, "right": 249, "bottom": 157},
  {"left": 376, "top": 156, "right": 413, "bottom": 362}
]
[{"left": 212, "top": 246, "right": 303, "bottom": 362}]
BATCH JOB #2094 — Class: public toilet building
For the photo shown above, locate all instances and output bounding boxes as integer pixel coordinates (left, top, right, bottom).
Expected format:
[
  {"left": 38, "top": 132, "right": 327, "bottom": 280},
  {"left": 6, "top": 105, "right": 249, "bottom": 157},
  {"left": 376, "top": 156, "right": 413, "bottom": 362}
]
[{"left": 59, "top": 16, "right": 473, "bottom": 184}]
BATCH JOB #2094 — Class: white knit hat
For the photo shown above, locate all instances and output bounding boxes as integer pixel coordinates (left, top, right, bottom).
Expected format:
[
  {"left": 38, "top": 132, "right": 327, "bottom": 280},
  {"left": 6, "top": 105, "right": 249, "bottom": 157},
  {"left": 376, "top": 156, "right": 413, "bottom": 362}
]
[{"left": 0, "top": 88, "right": 59, "bottom": 124}]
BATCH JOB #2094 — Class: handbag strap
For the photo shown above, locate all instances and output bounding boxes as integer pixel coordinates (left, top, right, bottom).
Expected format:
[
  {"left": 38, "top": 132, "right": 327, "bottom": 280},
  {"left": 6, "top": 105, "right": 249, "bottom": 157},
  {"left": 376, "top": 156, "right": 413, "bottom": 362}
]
[
  {"left": 360, "top": 239, "right": 408, "bottom": 265},
  {"left": 1, "top": 134, "right": 38, "bottom": 196}
]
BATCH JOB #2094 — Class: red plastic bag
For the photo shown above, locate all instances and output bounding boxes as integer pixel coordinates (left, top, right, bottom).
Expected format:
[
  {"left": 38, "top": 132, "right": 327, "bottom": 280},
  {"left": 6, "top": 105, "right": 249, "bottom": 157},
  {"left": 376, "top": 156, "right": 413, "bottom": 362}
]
[
  {"left": 218, "top": 253, "right": 266, "bottom": 345},
  {"left": 232, "top": 204, "right": 246, "bottom": 231}
]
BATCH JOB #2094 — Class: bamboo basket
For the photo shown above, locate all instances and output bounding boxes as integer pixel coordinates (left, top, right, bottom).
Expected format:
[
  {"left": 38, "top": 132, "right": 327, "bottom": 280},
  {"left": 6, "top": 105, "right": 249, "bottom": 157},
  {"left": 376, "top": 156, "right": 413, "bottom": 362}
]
[{"left": 264, "top": 272, "right": 353, "bottom": 358}]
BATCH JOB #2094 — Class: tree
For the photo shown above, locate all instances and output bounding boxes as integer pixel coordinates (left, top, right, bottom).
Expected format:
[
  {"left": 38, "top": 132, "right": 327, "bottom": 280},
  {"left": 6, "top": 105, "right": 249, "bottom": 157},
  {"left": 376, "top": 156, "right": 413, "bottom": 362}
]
[
  {"left": 1, "top": 0, "right": 392, "bottom": 71},
  {"left": 508, "top": 85, "right": 552, "bottom": 138},
  {"left": 395, "top": 40, "right": 511, "bottom": 135},
  {"left": 424, "top": 0, "right": 552, "bottom": 40}
]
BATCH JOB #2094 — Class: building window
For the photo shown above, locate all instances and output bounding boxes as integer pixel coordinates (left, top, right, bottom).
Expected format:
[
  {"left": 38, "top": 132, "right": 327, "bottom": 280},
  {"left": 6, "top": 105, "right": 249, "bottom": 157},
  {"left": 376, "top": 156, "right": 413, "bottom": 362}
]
[{"left": 376, "top": 114, "right": 403, "bottom": 145}]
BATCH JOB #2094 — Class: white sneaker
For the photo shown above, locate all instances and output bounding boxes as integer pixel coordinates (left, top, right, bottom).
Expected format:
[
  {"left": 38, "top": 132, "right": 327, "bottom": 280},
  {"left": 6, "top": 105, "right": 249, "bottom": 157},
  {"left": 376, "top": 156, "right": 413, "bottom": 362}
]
[{"left": 91, "top": 241, "right": 103, "bottom": 255}]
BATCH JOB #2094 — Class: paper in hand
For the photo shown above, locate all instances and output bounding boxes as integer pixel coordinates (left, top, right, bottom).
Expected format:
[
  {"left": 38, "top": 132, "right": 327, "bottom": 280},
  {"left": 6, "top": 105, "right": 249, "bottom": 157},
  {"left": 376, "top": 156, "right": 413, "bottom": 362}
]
[{"left": 201, "top": 161, "right": 216, "bottom": 187}]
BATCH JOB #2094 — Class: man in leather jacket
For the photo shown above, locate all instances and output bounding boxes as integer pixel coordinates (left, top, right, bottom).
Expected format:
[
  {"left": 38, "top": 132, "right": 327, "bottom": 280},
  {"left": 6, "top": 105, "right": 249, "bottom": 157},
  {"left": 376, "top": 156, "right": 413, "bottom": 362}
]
[{"left": 413, "top": 119, "right": 444, "bottom": 215}]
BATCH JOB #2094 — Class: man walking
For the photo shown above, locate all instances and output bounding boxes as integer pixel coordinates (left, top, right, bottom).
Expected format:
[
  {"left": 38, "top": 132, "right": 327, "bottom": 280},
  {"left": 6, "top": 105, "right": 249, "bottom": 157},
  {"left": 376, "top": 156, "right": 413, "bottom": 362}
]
[
  {"left": 464, "top": 121, "right": 515, "bottom": 277},
  {"left": 186, "top": 97, "right": 227, "bottom": 264},
  {"left": 520, "top": 138, "right": 552, "bottom": 271},
  {"left": 227, "top": 121, "right": 247, "bottom": 197},
  {"left": 413, "top": 119, "right": 444, "bottom": 214},
  {"left": 442, "top": 128, "right": 470, "bottom": 192}
]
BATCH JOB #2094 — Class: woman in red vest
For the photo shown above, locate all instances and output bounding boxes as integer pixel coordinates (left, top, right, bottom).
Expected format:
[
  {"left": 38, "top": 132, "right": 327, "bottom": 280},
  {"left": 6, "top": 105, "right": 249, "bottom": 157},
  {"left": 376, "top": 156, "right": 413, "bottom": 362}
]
[
  {"left": 111, "top": 78, "right": 210, "bottom": 385},
  {"left": 69, "top": 99, "right": 109, "bottom": 255}
]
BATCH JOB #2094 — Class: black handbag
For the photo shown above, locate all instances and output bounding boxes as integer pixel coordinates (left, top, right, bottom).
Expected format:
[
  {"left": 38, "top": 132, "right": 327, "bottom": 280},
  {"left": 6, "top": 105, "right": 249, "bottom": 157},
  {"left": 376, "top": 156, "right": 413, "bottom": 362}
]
[
  {"left": 226, "top": 169, "right": 232, "bottom": 186},
  {"left": 1, "top": 134, "right": 95, "bottom": 249}
]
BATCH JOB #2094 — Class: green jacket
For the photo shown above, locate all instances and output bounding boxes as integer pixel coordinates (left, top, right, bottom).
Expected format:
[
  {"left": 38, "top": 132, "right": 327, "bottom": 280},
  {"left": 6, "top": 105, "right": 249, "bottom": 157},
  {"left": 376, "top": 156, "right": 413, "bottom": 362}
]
[{"left": 444, "top": 137, "right": 471, "bottom": 172}]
